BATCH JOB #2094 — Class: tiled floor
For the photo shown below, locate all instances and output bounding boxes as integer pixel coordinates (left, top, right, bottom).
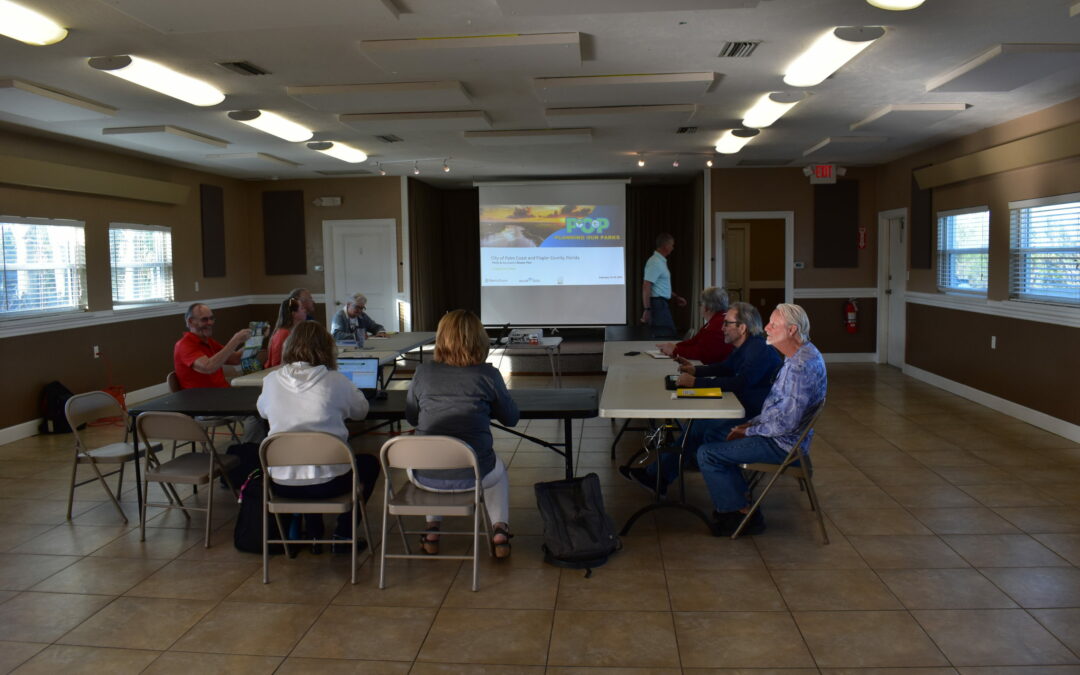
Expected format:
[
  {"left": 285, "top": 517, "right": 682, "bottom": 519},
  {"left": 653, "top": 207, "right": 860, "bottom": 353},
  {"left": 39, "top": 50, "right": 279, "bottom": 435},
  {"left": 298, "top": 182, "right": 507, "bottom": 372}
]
[{"left": 1, "top": 364, "right": 1079, "bottom": 673}]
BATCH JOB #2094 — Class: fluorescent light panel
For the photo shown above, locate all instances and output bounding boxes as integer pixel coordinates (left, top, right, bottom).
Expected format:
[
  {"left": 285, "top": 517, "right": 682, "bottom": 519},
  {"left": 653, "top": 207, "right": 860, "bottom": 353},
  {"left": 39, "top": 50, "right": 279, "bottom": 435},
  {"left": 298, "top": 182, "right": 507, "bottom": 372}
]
[
  {"left": 0, "top": 0, "right": 67, "bottom": 45},
  {"left": 88, "top": 55, "right": 224, "bottom": 106},
  {"left": 866, "top": 0, "right": 924, "bottom": 9},
  {"left": 228, "top": 110, "right": 313, "bottom": 142},
  {"left": 715, "top": 128, "right": 759, "bottom": 154},
  {"left": 307, "top": 141, "right": 368, "bottom": 163},
  {"left": 741, "top": 92, "right": 805, "bottom": 128},
  {"left": 783, "top": 26, "right": 885, "bottom": 87}
]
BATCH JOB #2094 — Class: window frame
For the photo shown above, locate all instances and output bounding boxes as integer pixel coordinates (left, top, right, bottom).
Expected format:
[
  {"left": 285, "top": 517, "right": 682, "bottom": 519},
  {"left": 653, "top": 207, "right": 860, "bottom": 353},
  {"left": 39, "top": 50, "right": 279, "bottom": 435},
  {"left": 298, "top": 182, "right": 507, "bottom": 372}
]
[
  {"left": 108, "top": 222, "right": 175, "bottom": 308},
  {"left": 936, "top": 206, "right": 990, "bottom": 296},
  {"left": 1008, "top": 192, "right": 1080, "bottom": 308},
  {"left": 0, "top": 215, "right": 88, "bottom": 320}
]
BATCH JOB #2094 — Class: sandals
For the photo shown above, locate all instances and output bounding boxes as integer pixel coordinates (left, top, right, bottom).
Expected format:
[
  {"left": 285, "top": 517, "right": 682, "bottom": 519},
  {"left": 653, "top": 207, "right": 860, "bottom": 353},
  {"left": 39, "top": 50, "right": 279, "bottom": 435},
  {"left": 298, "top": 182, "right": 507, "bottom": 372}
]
[
  {"left": 493, "top": 526, "right": 513, "bottom": 559},
  {"left": 420, "top": 524, "right": 440, "bottom": 555}
]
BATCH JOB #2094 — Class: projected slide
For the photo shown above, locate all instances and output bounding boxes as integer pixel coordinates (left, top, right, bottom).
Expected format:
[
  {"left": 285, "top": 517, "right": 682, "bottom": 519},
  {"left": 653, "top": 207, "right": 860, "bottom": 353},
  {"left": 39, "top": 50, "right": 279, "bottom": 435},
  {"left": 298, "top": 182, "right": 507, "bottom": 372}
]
[
  {"left": 478, "top": 180, "right": 627, "bottom": 326},
  {"left": 479, "top": 204, "right": 624, "bottom": 287}
]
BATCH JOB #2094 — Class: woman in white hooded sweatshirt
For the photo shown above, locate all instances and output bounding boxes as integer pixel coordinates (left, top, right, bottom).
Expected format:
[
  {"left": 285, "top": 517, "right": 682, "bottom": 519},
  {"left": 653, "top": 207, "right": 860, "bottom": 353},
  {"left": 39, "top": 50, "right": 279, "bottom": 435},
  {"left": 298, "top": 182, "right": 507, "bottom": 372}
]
[{"left": 256, "top": 321, "right": 380, "bottom": 548}]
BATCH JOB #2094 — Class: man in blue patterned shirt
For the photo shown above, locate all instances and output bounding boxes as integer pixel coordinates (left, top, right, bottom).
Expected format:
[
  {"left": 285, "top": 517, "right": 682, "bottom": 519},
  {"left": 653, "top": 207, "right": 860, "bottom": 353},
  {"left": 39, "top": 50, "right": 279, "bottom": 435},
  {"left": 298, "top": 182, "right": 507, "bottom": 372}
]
[{"left": 697, "top": 303, "right": 827, "bottom": 536}]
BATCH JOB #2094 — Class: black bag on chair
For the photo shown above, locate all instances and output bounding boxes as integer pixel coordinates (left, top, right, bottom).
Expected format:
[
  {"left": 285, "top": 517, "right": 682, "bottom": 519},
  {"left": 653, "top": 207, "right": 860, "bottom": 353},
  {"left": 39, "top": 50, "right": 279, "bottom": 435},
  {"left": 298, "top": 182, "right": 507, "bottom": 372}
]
[
  {"left": 535, "top": 472, "right": 621, "bottom": 576},
  {"left": 233, "top": 470, "right": 285, "bottom": 554}
]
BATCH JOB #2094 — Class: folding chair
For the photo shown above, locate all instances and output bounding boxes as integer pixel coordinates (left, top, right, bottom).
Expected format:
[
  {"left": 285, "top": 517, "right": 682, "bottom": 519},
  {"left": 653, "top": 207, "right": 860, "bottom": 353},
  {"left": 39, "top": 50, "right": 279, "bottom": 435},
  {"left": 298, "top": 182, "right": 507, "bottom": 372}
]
[
  {"left": 65, "top": 391, "right": 161, "bottom": 523},
  {"left": 258, "top": 432, "right": 374, "bottom": 584},
  {"left": 732, "top": 401, "right": 828, "bottom": 543},
  {"left": 135, "top": 411, "right": 240, "bottom": 547},
  {"left": 378, "top": 435, "right": 492, "bottom": 592},
  {"left": 166, "top": 372, "right": 241, "bottom": 450}
]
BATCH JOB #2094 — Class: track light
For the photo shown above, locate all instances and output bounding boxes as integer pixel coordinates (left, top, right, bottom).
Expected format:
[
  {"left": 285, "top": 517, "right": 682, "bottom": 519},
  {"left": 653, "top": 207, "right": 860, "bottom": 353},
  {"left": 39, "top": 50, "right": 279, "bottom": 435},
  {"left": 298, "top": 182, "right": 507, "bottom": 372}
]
[
  {"left": 413, "top": 161, "right": 420, "bottom": 175},
  {"left": 637, "top": 154, "right": 645, "bottom": 168},
  {"left": 867, "top": 0, "right": 924, "bottom": 9},
  {"left": 783, "top": 26, "right": 885, "bottom": 87},
  {"left": 306, "top": 141, "right": 367, "bottom": 163},
  {"left": 715, "top": 128, "right": 760, "bottom": 154},
  {"left": 442, "top": 159, "right": 450, "bottom": 172},
  {"left": 377, "top": 163, "right": 386, "bottom": 176},
  {"left": 742, "top": 92, "right": 807, "bottom": 128},
  {"left": 228, "top": 110, "right": 312, "bottom": 142},
  {"left": 89, "top": 55, "right": 224, "bottom": 107},
  {"left": 672, "top": 158, "right": 680, "bottom": 168},
  {"left": 706, "top": 158, "right": 714, "bottom": 168},
  {"left": 0, "top": 0, "right": 67, "bottom": 45}
]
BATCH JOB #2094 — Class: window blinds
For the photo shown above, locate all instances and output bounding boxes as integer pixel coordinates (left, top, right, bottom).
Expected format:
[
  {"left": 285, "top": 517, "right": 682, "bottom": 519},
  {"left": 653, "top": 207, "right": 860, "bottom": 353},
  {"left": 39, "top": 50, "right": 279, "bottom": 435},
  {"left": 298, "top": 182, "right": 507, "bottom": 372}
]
[
  {"left": 936, "top": 208, "right": 989, "bottom": 294},
  {"left": 1, "top": 220, "right": 87, "bottom": 315},
  {"left": 109, "top": 225, "right": 174, "bottom": 305},
  {"left": 1009, "top": 196, "right": 1080, "bottom": 306}
]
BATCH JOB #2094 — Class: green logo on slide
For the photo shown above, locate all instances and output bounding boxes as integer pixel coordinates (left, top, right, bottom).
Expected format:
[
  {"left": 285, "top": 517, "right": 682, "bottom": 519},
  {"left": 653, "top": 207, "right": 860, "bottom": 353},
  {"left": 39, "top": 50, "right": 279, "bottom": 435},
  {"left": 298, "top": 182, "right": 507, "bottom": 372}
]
[{"left": 566, "top": 217, "right": 610, "bottom": 234}]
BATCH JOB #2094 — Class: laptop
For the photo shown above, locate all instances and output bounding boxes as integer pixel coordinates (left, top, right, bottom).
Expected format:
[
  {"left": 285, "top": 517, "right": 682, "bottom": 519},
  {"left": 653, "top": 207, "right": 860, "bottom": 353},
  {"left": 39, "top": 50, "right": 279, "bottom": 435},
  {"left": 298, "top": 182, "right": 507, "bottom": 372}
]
[{"left": 337, "top": 357, "right": 382, "bottom": 399}]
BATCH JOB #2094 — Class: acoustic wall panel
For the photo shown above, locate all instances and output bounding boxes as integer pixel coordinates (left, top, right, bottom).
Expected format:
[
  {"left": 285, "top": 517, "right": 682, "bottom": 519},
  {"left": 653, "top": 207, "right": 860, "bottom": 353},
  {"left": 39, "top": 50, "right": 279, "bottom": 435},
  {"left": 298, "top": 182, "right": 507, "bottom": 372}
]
[
  {"left": 262, "top": 190, "right": 307, "bottom": 275},
  {"left": 199, "top": 184, "right": 226, "bottom": 278},
  {"left": 813, "top": 179, "right": 859, "bottom": 268}
]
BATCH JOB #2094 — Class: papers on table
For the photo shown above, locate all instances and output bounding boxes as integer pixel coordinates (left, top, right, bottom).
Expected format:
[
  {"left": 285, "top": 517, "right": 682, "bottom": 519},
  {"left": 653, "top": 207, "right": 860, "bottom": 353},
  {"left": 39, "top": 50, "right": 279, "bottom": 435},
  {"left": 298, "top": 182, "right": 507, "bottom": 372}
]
[{"left": 646, "top": 349, "right": 670, "bottom": 359}]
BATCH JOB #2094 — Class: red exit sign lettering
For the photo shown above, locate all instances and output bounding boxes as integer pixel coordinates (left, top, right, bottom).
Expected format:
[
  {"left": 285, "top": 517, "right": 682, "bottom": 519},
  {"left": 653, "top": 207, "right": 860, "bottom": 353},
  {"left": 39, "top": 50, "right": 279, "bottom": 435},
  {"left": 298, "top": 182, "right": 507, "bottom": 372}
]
[{"left": 809, "top": 164, "right": 837, "bottom": 184}]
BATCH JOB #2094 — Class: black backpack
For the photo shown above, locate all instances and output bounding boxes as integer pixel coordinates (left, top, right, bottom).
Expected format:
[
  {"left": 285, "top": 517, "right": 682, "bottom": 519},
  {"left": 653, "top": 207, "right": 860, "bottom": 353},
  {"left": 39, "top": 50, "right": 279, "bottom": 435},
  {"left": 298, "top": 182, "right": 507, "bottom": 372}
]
[
  {"left": 233, "top": 470, "right": 285, "bottom": 554},
  {"left": 534, "top": 473, "right": 621, "bottom": 576},
  {"left": 39, "top": 380, "right": 75, "bottom": 435}
]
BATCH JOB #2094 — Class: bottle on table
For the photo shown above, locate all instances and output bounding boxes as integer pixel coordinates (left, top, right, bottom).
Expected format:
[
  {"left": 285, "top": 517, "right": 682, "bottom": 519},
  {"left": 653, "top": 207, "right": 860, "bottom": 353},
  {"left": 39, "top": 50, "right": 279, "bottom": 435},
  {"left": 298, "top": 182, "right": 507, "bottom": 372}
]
[{"left": 354, "top": 327, "right": 365, "bottom": 348}]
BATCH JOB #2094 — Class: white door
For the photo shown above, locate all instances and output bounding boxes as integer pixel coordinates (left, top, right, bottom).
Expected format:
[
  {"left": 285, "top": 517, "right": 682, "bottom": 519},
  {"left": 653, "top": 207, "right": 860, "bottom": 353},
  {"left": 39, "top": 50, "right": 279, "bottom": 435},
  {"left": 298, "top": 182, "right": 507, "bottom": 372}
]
[
  {"left": 724, "top": 223, "right": 750, "bottom": 303},
  {"left": 885, "top": 215, "right": 906, "bottom": 366},
  {"left": 322, "top": 219, "right": 398, "bottom": 330}
]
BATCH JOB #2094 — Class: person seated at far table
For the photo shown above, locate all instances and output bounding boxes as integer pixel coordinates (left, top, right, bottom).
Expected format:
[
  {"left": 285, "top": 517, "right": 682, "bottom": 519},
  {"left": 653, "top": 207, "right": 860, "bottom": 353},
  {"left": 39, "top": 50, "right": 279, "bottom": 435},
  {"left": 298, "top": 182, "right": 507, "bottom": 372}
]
[
  {"left": 656, "top": 287, "right": 733, "bottom": 365},
  {"left": 265, "top": 296, "right": 306, "bottom": 368},
  {"left": 256, "top": 321, "right": 381, "bottom": 553},
  {"left": 288, "top": 287, "right": 317, "bottom": 321},
  {"left": 406, "top": 309, "right": 519, "bottom": 558},
  {"left": 622, "top": 301, "right": 781, "bottom": 494},
  {"left": 331, "top": 293, "right": 387, "bottom": 341},
  {"left": 697, "top": 303, "right": 827, "bottom": 536}
]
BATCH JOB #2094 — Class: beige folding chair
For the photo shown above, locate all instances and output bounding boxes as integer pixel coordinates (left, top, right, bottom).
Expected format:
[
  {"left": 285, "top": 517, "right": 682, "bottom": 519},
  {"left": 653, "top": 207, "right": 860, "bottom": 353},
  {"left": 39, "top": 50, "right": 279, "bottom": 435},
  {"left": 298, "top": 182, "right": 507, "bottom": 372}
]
[
  {"left": 65, "top": 391, "right": 162, "bottom": 523},
  {"left": 135, "top": 411, "right": 240, "bottom": 547},
  {"left": 166, "top": 372, "right": 241, "bottom": 449},
  {"left": 258, "top": 432, "right": 374, "bottom": 584},
  {"left": 733, "top": 401, "right": 828, "bottom": 543},
  {"left": 378, "top": 435, "right": 492, "bottom": 592}
]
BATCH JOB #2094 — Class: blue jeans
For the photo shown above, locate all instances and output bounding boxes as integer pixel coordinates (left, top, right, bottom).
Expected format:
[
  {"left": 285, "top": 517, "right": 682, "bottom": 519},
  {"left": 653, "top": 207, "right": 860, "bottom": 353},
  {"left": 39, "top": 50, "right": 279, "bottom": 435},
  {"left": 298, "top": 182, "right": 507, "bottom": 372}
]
[
  {"left": 697, "top": 435, "right": 788, "bottom": 512},
  {"left": 649, "top": 297, "right": 677, "bottom": 337},
  {"left": 647, "top": 418, "right": 744, "bottom": 486}
]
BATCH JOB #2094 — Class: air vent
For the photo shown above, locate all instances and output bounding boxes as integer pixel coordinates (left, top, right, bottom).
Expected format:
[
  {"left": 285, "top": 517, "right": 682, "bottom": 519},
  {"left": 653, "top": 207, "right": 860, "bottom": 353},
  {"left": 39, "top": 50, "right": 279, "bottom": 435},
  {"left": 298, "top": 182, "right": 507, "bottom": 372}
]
[
  {"left": 375, "top": 134, "right": 404, "bottom": 143},
  {"left": 717, "top": 41, "right": 760, "bottom": 58},
  {"left": 676, "top": 126, "right": 698, "bottom": 134},
  {"left": 217, "top": 61, "right": 270, "bottom": 76}
]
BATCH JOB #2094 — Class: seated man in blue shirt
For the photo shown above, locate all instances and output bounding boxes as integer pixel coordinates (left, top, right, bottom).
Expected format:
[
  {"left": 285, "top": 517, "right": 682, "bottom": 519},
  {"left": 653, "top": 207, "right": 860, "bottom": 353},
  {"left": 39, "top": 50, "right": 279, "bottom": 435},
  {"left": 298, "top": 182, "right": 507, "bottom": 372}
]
[
  {"left": 621, "top": 301, "right": 781, "bottom": 493},
  {"left": 698, "top": 303, "right": 827, "bottom": 536}
]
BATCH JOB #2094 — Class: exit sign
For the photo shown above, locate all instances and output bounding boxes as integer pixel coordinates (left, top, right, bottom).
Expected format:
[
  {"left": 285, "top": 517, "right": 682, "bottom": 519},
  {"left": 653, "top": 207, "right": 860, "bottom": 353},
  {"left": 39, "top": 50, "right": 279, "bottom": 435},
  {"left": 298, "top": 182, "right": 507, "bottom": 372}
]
[{"left": 808, "top": 164, "right": 837, "bottom": 184}]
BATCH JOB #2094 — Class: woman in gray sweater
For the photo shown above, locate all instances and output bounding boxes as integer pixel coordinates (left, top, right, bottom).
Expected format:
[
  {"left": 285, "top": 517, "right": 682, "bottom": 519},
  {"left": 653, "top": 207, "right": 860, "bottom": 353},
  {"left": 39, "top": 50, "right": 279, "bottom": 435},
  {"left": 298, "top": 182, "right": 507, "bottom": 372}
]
[{"left": 405, "top": 309, "right": 519, "bottom": 558}]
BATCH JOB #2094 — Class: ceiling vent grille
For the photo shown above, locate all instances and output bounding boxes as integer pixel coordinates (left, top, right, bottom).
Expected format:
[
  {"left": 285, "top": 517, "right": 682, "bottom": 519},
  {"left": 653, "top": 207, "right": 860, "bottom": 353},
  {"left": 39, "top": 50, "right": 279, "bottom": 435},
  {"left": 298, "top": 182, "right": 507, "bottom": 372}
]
[
  {"left": 217, "top": 61, "right": 270, "bottom": 76},
  {"left": 717, "top": 41, "right": 760, "bottom": 58},
  {"left": 375, "top": 134, "right": 404, "bottom": 143},
  {"left": 676, "top": 126, "right": 698, "bottom": 134}
]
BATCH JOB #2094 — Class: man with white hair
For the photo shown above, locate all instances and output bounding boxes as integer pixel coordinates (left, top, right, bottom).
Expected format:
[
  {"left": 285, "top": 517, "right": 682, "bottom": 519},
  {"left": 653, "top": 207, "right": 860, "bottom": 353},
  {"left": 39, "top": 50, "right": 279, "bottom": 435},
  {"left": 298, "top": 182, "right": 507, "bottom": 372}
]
[
  {"left": 331, "top": 293, "right": 387, "bottom": 341},
  {"left": 696, "top": 303, "right": 826, "bottom": 536}
]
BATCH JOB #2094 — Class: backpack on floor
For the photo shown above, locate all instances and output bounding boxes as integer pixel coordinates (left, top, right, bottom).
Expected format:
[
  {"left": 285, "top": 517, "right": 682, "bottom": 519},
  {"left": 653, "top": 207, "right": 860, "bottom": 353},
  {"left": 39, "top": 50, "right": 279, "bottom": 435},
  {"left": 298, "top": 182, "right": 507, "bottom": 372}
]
[
  {"left": 39, "top": 380, "right": 75, "bottom": 434},
  {"left": 534, "top": 472, "right": 621, "bottom": 576},
  {"left": 223, "top": 441, "right": 261, "bottom": 489},
  {"left": 233, "top": 470, "right": 285, "bottom": 554}
]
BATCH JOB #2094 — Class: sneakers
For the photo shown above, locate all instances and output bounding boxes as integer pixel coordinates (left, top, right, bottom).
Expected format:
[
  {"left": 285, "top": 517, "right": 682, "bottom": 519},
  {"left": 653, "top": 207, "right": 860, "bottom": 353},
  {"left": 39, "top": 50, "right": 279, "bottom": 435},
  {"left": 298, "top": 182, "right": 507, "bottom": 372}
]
[
  {"left": 618, "top": 464, "right": 664, "bottom": 496},
  {"left": 711, "top": 508, "right": 766, "bottom": 537}
]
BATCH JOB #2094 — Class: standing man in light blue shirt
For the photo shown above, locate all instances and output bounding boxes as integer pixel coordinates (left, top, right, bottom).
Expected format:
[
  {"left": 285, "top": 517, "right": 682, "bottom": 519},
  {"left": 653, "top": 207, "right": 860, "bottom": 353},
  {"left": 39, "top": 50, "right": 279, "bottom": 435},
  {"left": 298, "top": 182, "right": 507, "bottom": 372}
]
[
  {"left": 640, "top": 232, "right": 686, "bottom": 337},
  {"left": 697, "top": 303, "right": 827, "bottom": 536}
]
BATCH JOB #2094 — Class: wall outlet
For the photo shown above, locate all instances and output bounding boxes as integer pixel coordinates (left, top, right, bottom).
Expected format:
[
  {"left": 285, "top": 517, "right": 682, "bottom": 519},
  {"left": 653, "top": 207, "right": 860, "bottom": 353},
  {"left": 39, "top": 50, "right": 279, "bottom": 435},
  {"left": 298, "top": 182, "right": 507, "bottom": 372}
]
[
  {"left": 991, "top": 335, "right": 997, "bottom": 349},
  {"left": 93, "top": 345, "right": 100, "bottom": 359},
  {"left": 194, "top": 281, "right": 200, "bottom": 292},
  {"left": 793, "top": 261, "right": 805, "bottom": 269}
]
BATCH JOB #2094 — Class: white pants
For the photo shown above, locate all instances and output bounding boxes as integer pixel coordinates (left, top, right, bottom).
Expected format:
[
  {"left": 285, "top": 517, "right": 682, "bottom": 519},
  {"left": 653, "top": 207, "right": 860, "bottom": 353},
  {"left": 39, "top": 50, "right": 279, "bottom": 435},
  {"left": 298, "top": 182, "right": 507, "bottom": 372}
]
[{"left": 411, "top": 456, "right": 510, "bottom": 526}]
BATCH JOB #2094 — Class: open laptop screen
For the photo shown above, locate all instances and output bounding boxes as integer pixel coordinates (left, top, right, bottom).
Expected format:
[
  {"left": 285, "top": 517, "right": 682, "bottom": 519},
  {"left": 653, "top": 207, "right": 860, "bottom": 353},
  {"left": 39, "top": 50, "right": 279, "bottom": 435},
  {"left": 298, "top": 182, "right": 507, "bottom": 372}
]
[{"left": 337, "top": 357, "right": 380, "bottom": 391}]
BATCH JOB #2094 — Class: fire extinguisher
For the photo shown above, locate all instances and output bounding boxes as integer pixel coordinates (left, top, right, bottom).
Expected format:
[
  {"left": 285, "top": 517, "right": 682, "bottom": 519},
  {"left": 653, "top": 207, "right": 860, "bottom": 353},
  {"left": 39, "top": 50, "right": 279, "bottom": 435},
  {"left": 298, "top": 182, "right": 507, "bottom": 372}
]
[{"left": 845, "top": 299, "right": 858, "bottom": 334}]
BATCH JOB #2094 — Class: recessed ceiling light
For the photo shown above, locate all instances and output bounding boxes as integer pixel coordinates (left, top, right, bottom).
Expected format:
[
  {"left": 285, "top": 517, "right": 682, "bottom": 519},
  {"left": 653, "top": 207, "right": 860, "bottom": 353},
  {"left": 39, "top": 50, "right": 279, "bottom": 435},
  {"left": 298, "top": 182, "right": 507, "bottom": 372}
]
[
  {"left": 228, "top": 109, "right": 312, "bottom": 142},
  {"left": 89, "top": 55, "right": 224, "bottom": 107},
  {"left": 307, "top": 141, "right": 367, "bottom": 163},
  {"left": 783, "top": 27, "right": 885, "bottom": 87},
  {"left": 0, "top": 0, "right": 67, "bottom": 45}
]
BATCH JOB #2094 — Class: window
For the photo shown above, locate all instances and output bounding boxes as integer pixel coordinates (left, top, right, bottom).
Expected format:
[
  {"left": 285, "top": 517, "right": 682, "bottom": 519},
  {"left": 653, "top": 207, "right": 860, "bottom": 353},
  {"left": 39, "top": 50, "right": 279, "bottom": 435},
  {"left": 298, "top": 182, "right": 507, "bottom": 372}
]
[
  {"left": 109, "top": 224, "right": 174, "bottom": 306},
  {"left": 1, "top": 217, "right": 87, "bottom": 316},
  {"left": 937, "top": 207, "right": 989, "bottom": 294},
  {"left": 1009, "top": 193, "right": 1080, "bottom": 307}
]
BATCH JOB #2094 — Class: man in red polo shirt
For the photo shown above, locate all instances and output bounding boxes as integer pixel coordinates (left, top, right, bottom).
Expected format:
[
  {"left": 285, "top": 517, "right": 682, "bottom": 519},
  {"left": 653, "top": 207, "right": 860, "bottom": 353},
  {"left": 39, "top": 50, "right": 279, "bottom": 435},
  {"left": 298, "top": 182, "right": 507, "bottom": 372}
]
[{"left": 174, "top": 303, "right": 252, "bottom": 389}]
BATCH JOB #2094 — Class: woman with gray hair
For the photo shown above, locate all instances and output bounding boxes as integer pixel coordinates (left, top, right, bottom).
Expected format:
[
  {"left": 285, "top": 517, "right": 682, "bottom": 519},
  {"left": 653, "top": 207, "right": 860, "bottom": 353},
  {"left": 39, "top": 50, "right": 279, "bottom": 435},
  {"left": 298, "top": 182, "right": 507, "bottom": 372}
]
[
  {"left": 657, "top": 286, "right": 733, "bottom": 364},
  {"left": 331, "top": 293, "right": 387, "bottom": 341}
]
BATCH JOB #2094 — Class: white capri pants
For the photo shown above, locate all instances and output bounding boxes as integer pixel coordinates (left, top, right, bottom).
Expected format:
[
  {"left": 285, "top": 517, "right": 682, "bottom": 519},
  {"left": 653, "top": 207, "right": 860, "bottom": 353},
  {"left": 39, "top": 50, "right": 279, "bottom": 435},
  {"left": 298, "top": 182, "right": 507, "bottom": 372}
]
[{"left": 410, "top": 455, "right": 510, "bottom": 526}]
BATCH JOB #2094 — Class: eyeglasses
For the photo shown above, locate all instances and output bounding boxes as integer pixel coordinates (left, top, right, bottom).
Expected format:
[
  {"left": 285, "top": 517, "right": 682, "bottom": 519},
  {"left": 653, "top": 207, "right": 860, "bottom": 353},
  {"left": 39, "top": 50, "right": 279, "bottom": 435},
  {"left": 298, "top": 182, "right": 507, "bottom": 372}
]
[{"left": 722, "top": 320, "right": 741, "bottom": 326}]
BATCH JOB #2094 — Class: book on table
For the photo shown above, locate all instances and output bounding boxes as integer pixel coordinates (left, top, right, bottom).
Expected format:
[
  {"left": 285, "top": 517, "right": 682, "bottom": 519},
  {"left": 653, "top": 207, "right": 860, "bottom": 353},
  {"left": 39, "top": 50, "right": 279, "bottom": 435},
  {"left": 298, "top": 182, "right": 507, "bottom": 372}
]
[{"left": 674, "top": 387, "right": 723, "bottom": 398}]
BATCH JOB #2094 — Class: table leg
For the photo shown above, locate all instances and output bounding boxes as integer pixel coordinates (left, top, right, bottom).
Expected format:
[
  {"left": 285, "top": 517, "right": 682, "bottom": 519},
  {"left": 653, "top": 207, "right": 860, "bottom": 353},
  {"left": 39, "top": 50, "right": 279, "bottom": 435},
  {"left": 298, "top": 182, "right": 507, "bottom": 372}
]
[
  {"left": 562, "top": 417, "right": 574, "bottom": 480},
  {"left": 129, "top": 412, "right": 143, "bottom": 522}
]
